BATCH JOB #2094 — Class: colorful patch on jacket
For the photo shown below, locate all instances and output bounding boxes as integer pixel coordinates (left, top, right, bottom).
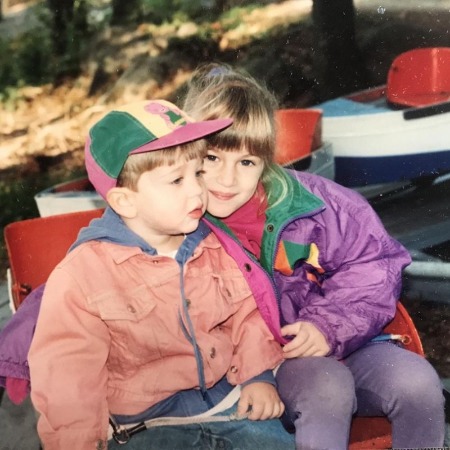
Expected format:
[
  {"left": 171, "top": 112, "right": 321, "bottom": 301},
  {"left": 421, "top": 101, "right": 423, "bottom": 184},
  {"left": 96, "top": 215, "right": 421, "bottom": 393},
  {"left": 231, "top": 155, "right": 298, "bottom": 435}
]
[{"left": 274, "top": 241, "right": 324, "bottom": 276}]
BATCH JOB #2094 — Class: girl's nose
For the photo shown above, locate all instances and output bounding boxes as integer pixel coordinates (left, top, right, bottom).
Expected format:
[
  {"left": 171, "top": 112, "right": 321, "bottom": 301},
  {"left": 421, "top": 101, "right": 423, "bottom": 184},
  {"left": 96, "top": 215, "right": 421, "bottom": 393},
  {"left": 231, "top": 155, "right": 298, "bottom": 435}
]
[{"left": 217, "top": 165, "right": 235, "bottom": 187}]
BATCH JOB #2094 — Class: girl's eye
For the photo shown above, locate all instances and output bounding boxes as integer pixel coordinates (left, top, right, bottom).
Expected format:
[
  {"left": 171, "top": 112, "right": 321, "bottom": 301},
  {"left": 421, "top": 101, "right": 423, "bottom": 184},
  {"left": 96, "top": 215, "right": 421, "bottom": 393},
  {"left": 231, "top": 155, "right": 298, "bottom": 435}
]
[
  {"left": 205, "top": 154, "right": 218, "bottom": 162},
  {"left": 196, "top": 170, "right": 205, "bottom": 177},
  {"left": 171, "top": 177, "right": 183, "bottom": 185},
  {"left": 241, "top": 159, "right": 255, "bottom": 167}
]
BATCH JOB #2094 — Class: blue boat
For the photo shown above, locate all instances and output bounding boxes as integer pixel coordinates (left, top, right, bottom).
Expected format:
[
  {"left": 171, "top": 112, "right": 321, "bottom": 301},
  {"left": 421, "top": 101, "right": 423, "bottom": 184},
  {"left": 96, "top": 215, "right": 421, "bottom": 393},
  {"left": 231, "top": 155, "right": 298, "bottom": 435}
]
[{"left": 314, "top": 47, "right": 450, "bottom": 188}]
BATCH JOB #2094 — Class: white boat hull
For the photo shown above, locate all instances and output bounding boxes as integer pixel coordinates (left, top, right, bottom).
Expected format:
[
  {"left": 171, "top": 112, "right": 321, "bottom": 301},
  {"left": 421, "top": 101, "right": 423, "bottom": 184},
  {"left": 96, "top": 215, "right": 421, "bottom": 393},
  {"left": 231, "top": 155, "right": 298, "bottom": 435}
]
[
  {"left": 317, "top": 96, "right": 450, "bottom": 187},
  {"left": 35, "top": 179, "right": 106, "bottom": 217}
]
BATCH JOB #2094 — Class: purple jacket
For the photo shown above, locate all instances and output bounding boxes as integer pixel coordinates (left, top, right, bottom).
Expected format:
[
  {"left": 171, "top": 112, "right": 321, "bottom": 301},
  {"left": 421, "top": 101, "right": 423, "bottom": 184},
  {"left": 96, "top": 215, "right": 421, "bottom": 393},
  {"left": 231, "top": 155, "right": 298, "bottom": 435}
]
[
  {"left": 207, "top": 169, "right": 412, "bottom": 359},
  {"left": 0, "top": 284, "right": 44, "bottom": 402}
]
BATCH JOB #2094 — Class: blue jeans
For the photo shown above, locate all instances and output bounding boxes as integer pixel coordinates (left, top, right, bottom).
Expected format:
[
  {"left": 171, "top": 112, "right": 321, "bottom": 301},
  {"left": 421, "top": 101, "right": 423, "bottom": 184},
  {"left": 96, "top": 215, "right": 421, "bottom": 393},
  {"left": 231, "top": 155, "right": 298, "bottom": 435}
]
[
  {"left": 109, "top": 377, "right": 295, "bottom": 450},
  {"left": 108, "top": 405, "right": 295, "bottom": 450},
  {"left": 276, "top": 341, "right": 446, "bottom": 449}
]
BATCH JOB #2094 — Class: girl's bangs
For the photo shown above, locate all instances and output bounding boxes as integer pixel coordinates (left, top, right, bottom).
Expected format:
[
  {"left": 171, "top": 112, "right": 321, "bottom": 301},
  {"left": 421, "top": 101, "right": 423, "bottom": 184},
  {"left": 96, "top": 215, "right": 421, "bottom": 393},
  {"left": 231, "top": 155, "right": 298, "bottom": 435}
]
[{"left": 206, "top": 121, "right": 274, "bottom": 159}]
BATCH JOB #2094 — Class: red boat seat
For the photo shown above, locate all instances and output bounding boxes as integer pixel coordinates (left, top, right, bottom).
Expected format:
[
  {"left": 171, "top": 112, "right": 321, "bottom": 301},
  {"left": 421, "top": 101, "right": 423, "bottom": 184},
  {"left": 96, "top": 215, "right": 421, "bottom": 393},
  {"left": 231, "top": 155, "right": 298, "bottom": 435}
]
[
  {"left": 3, "top": 209, "right": 425, "bottom": 447},
  {"left": 4, "top": 208, "right": 103, "bottom": 310},
  {"left": 387, "top": 47, "right": 450, "bottom": 107},
  {"left": 349, "top": 302, "right": 424, "bottom": 449},
  {"left": 275, "top": 109, "right": 322, "bottom": 165}
]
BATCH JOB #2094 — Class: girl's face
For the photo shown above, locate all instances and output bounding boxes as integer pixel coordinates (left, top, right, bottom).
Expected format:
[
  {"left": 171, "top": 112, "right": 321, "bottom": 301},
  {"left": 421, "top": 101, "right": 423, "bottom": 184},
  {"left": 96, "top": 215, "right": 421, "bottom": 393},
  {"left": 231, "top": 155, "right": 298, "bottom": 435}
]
[{"left": 203, "top": 148, "right": 264, "bottom": 218}]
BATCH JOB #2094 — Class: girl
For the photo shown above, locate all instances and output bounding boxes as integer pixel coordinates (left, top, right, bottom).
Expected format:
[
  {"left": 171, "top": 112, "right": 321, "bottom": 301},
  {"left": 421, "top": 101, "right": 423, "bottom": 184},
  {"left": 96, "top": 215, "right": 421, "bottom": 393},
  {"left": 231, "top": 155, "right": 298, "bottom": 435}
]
[{"left": 182, "top": 64, "right": 446, "bottom": 449}]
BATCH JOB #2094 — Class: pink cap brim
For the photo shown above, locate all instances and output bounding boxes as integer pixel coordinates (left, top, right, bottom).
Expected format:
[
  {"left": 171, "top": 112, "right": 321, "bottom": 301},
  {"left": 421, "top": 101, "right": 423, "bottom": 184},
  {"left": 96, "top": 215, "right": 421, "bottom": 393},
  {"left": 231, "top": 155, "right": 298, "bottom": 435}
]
[{"left": 129, "top": 118, "right": 233, "bottom": 155}]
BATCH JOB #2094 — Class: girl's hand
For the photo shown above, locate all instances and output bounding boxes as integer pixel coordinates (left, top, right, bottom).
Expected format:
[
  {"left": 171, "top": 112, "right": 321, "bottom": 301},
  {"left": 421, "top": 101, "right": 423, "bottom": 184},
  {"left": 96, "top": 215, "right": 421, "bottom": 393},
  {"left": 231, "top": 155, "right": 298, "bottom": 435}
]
[
  {"left": 237, "top": 382, "right": 285, "bottom": 420},
  {"left": 281, "top": 321, "right": 330, "bottom": 358}
]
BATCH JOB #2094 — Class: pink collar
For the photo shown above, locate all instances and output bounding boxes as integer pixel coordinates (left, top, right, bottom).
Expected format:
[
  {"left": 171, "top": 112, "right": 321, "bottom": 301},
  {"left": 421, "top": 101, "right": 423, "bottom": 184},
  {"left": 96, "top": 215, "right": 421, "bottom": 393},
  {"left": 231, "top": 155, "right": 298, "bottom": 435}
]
[{"left": 222, "top": 183, "right": 267, "bottom": 259}]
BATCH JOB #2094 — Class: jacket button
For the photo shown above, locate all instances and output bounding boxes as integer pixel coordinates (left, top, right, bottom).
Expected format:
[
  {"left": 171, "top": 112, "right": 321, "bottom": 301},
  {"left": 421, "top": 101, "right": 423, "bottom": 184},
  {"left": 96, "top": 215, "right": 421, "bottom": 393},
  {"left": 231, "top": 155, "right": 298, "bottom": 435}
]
[
  {"left": 230, "top": 366, "right": 238, "bottom": 373},
  {"left": 266, "top": 224, "right": 274, "bottom": 232},
  {"left": 244, "top": 263, "right": 251, "bottom": 272},
  {"left": 96, "top": 440, "right": 106, "bottom": 450},
  {"left": 127, "top": 304, "right": 136, "bottom": 313},
  {"left": 186, "top": 299, "right": 191, "bottom": 308},
  {"left": 210, "top": 347, "right": 216, "bottom": 358}
]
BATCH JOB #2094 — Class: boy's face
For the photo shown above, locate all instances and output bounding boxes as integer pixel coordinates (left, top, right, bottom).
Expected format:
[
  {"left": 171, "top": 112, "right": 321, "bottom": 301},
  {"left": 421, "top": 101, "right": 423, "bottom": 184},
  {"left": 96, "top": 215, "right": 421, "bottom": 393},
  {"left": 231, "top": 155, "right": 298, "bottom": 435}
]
[
  {"left": 131, "top": 157, "right": 207, "bottom": 239},
  {"left": 203, "top": 148, "right": 264, "bottom": 218}
]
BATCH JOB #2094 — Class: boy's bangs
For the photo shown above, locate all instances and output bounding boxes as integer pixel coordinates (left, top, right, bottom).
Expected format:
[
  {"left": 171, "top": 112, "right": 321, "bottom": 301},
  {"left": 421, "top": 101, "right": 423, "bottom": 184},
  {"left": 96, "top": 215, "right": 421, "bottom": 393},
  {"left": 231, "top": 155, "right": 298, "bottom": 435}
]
[
  {"left": 117, "top": 140, "right": 206, "bottom": 190},
  {"left": 155, "top": 140, "right": 206, "bottom": 166}
]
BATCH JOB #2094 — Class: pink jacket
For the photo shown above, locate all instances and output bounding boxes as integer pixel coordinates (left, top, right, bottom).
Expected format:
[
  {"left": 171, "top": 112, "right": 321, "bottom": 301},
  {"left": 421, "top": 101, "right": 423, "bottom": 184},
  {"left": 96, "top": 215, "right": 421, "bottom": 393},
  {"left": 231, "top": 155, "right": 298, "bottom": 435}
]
[{"left": 28, "top": 227, "right": 282, "bottom": 449}]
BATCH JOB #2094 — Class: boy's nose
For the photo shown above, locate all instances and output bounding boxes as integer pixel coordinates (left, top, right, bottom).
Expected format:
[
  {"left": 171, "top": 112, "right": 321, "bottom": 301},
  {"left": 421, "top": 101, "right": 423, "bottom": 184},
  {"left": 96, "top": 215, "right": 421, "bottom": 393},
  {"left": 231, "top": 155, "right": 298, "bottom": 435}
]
[{"left": 191, "top": 177, "right": 206, "bottom": 197}]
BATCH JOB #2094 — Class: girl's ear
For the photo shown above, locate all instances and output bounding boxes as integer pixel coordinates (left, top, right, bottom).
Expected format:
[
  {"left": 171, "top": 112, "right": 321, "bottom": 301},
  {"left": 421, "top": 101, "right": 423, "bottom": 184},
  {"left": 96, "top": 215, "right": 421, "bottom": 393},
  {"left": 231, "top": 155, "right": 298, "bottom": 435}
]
[{"left": 106, "top": 187, "right": 137, "bottom": 219}]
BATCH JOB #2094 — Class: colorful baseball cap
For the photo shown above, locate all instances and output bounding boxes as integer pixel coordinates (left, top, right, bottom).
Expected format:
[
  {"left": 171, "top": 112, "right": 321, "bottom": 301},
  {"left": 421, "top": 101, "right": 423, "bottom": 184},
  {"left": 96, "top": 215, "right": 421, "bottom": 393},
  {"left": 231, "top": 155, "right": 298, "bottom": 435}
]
[{"left": 85, "top": 99, "right": 232, "bottom": 199}]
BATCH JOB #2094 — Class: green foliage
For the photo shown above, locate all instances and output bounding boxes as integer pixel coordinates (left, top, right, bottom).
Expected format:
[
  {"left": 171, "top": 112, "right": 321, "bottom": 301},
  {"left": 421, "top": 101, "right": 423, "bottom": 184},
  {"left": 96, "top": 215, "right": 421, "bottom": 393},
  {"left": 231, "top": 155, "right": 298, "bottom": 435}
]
[
  {"left": 220, "top": 4, "right": 259, "bottom": 30},
  {"left": 0, "top": 86, "right": 23, "bottom": 109},
  {"left": 54, "top": 21, "right": 87, "bottom": 78},
  {"left": 0, "top": 38, "right": 19, "bottom": 89},
  {"left": 0, "top": 1, "right": 93, "bottom": 96},
  {"left": 44, "top": 0, "right": 90, "bottom": 77},
  {"left": 141, "top": 0, "right": 221, "bottom": 24},
  {"left": 15, "top": 28, "right": 55, "bottom": 85},
  {"left": 0, "top": 26, "right": 54, "bottom": 99},
  {"left": 172, "top": 0, "right": 217, "bottom": 22},
  {"left": 110, "top": 0, "right": 143, "bottom": 25},
  {"left": 140, "top": 0, "right": 174, "bottom": 24}
]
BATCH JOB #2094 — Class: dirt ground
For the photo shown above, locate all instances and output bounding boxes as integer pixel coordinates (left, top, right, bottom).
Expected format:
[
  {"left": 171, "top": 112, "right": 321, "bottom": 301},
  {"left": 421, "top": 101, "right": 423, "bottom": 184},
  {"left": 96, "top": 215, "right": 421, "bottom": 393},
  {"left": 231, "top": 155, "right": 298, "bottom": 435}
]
[{"left": 1, "top": 1, "right": 450, "bottom": 378}]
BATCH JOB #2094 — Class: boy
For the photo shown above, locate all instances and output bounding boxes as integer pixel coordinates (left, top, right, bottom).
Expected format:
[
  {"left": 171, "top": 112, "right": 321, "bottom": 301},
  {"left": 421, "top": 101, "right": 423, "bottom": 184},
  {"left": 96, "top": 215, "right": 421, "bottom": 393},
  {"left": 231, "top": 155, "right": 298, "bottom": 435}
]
[{"left": 28, "top": 100, "right": 294, "bottom": 450}]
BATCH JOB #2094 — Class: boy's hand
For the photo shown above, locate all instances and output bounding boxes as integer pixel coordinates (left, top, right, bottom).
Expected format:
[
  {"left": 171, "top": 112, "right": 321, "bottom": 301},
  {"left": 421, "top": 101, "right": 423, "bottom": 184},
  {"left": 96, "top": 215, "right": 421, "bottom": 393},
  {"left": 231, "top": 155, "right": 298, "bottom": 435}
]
[
  {"left": 237, "top": 382, "right": 285, "bottom": 420},
  {"left": 281, "top": 321, "right": 330, "bottom": 358}
]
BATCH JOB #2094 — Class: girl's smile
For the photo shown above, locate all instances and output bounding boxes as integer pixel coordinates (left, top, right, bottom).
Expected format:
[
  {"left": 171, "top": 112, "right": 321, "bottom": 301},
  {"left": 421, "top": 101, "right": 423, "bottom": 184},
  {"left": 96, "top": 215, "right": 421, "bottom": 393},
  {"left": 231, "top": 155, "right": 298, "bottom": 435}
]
[{"left": 208, "top": 190, "right": 238, "bottom": 201}]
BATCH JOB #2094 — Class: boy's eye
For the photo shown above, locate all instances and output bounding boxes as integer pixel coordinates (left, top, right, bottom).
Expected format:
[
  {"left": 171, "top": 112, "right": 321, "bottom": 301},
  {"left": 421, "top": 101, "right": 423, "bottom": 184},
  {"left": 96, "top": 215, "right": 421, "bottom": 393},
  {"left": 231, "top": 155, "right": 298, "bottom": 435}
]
[
  {"left": 205, "top": 154, "right": 218, "bottom": 162},
  {"left": 171, "top": 177, "right": 183, "bottom": 185},
  {"left": 241, "top": 159, "right": 255, "bottom": 166},
  {"left": 196, "top": 169, "right": 205, "bottom": 177}
]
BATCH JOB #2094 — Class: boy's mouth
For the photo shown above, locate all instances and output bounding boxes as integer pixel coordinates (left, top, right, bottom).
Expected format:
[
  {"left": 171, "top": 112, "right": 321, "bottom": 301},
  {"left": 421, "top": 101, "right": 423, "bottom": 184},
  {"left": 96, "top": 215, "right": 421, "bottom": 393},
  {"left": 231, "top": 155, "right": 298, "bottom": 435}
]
[
  {"left": 189, "top": 207, "right": 204, "bottom": 219},
  {"left": 209, "top": 190, "right": 236, "bottom": 201}
]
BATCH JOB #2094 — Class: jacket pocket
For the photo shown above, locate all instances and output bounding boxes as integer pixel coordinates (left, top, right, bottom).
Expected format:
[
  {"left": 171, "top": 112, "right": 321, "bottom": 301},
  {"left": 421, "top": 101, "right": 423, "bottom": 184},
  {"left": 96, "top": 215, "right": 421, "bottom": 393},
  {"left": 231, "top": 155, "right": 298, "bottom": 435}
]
[
  {"left": 90, "top": 284, "right": 156, "bottom": 322},
  {"left": 89, "top": 285, "right": 163, "bottom": 368},
  {"left": 212, "top": 268, "right": 253, "bottom": 305}
]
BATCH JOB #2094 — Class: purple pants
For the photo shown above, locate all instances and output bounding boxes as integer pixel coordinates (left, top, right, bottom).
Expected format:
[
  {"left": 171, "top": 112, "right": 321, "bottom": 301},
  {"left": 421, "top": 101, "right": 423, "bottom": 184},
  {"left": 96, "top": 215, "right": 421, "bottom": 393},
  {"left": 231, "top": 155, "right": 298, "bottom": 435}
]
[{"left": 276, "top": 342, "right": 445, "bottom": 449}]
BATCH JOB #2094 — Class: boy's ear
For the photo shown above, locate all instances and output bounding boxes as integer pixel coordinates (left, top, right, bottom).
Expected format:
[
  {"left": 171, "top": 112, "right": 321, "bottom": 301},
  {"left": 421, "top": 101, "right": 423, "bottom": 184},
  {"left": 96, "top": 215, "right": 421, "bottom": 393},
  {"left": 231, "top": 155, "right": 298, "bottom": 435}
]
[{"left": 106, "top": 187, "right": 137, "bottom": 219}]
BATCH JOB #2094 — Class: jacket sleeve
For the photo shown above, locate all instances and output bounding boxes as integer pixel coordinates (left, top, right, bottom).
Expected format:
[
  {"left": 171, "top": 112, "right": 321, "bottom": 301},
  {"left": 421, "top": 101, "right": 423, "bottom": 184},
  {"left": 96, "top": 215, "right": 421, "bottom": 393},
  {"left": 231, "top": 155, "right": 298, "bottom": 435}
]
[
  {"left": 0, "top": 284, "right": 44, "bottom": 403},
  {"left": 223, "top": 286, "right": 283, "bottom": 386},
  {"left": 290, "top": 185, "right": 411, "bottom": 359},
  {"left": 28, "top": 267, "right": 110, "bottom": 450}
]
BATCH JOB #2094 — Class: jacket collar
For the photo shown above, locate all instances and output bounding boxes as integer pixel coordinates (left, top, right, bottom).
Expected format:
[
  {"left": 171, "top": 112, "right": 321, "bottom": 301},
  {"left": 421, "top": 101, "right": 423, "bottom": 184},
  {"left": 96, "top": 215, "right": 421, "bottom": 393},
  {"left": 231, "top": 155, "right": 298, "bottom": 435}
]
[
  {"left": 75, "top": 206, "right": 212, "bottom": 266},
  {"left": 205, "top": 169, "right": 325, "bottom": 274},
  {"left": 259, "top": 169, "right": 325, "bottom": 274}
]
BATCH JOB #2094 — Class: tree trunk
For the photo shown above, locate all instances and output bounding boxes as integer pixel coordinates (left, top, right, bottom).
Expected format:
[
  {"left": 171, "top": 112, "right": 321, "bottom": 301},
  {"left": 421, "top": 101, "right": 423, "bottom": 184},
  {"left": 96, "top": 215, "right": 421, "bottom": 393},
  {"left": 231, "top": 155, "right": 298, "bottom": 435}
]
[
  {"left": 111, "top": 0, "right": 142, "bottom": 25},
  {"left": 47, "top": 0, "right": 75, "bottom": 56},
  {"left": 46, "top": 0, "right": 88, "bottom": 78},
  {"left": 312, "top": 0, "right": 367, "bottom": 101}
]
